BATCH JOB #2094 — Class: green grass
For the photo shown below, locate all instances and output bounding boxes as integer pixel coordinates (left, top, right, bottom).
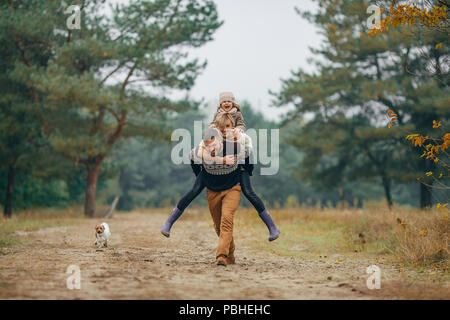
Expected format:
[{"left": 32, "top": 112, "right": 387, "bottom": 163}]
[
  {"left": 245, "top": 219, "right": 357, "bottom": 259},
  {"left": 0, "top": 235, "right": 20, "bottom": 248}
]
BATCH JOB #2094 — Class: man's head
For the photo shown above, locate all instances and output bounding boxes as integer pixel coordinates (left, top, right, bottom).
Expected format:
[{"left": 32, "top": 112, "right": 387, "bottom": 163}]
[
  {"left": 203, "top": 127, "right": 223, "bottom": 155},
  {"left": 214, "top": 112, "right": 235, "bottom": 138}
]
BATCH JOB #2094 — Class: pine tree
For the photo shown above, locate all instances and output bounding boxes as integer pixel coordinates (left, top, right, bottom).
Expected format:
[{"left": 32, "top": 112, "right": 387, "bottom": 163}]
[
  {"left": 271, "top": 0, "right": 449, "bottom": 208},
  {"left": 1, "top": 0, "right": 222, "bottom": 216}
]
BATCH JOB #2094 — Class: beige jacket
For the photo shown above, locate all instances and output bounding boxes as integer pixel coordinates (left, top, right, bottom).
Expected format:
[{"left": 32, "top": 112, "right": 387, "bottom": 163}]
[{"left": 210, "top": 106, "right": 246, "bottom": 132}]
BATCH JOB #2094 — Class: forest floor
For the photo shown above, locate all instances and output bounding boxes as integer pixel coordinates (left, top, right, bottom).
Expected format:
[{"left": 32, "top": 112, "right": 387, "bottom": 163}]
[{"left": 0, "top": 208, "right": 448, "bottom": 299}]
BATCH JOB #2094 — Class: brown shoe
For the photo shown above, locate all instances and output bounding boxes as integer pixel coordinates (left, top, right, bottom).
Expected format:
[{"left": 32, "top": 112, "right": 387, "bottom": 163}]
[{"left": 216, "top": 255, "right": 227, "bottom": 267}]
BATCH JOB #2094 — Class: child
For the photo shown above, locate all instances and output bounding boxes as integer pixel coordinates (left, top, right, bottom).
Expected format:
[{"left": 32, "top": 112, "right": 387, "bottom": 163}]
[{"left": 161, "top": 92, "right": 280, "bottom": 241}]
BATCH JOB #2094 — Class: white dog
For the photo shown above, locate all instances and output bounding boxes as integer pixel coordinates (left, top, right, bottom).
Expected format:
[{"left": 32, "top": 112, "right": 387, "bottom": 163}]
[{"left": 94, "top": 222, "right": 110, "bottom": 248}]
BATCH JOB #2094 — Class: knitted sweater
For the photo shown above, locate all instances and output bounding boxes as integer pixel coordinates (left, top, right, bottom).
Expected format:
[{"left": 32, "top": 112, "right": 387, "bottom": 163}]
[{"left": 190, "top": 140, "right": 253, "bottom": 192}]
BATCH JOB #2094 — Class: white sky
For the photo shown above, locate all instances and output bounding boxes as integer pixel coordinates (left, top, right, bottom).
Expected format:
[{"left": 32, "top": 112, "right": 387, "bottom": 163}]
[
  {"left": 108, "top": 0, "right": 322, "bottom": 121},
  {"left": 188, "top": 0, "right": 322, "bottom": 121}
]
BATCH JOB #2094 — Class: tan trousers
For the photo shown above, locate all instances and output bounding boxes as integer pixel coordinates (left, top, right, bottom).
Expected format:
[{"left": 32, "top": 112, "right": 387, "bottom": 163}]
[{"left": 206, "top": 185, "right": 241, "bottom": 259}]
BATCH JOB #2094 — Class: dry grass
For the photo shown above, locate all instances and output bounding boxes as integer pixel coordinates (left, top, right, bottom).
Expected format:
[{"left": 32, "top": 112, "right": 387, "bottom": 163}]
[
  {"left": 337, "top": 207, "right": 449, "bottom": 267},
  {"left": 2, "top": 204, "right": 449, "bottom": 269},
  {"left": 392, "top": 212, "right": 449, "bottom": 265},
  {"left": 0, "top": 205, "right": 448, "bottom": 299},
  {"left": 209, "top": 205, "right": 449, "bottom": 268},
  {"left": 0, "top": 206, "right": 86, "bottom": 249}
]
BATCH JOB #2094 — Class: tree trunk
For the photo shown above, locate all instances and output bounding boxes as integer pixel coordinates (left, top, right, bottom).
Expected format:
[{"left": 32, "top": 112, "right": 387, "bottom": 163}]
[
  {"left": 338, "top": 187, "right": 344, "bottom": 209},
  {"left": 420, "top": 158, "right": 433, "bottom": 209},
  {"left": 420, "top": 182, "right": 432, "bottom": 209},
  {"left": 381, "top": 176, "right": 393, "bottom": 210},
  {"left": 84, "top": 161, "right": 102, "bottom": 217},
  {"left": 104, "top": 195, "right": 119, "bottom": 218},
  {"left": 3, "top": 165, "right": 16, "bottom": 218},
  {"left": 357, "top": 198, "right": 363, "bottom": 209},
  {"left": 320, "top": 198, "right": 327, "bottom": 210}
]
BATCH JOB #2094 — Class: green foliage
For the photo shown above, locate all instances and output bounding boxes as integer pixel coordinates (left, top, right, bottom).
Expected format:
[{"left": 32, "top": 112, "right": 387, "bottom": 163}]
[
  {"left": 271, "top": 0, "right": 450, "bottom": 208},
  {"left": 107, "top": 102, "right": 414, "bottom": 211},
  {"left": 0, "top": 0, "right": 222, "bottom": 215}
]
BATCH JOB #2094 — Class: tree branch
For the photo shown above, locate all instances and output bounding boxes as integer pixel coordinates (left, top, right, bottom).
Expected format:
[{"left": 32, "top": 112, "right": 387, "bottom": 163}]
[
  {"left": 60, "top": 149, "right": 89, "bottom": 165},
  {"left": 104, "top": 105, "right": 121, "bottom": 123},
  {"left": 99, "top": 62, "right": 125, "bottom": 87},
  {"left": 120, "top": 0, "right": 182, "bottom": 92},
  {"left": 105, "top": 114, "right": 127, "bottom": 148}
]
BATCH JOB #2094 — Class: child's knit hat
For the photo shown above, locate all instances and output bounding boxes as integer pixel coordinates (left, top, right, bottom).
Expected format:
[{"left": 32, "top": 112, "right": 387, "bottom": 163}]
[{"left": 219, "top": 91, "right": 235, "bottom": 104}]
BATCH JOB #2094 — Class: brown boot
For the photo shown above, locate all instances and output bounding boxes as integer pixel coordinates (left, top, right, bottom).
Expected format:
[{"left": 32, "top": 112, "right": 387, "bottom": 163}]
[
  {"left": 216, "top": 255, "right": 227, "bottom": 266},
  {"left": 226, "top": 240, "right": 235, "bottom": 264}
]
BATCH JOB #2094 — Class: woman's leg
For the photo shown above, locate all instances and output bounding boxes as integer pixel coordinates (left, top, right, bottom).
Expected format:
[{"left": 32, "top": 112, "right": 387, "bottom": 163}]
[
  {"left": 240, "top": 170, "right": 280, "bottom": 241},
  {"left": 161, "top": 174, "right": 205, "bottom": 237}
]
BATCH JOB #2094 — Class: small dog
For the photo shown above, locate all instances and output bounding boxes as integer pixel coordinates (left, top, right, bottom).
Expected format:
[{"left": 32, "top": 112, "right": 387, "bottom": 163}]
[{"left": 94, "top": 222, "right": 110, "bottom": 248}]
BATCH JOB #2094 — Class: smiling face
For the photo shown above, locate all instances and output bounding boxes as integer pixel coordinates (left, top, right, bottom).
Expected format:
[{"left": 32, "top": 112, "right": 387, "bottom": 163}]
[
  {"left": 214, "top": 113, "right": 235, "bottom": 138},
  {"left": 220, "top": 101, "right": 233, "bottom": 112},
  {"left": 218, "top": 118, "right": 234, "bottom": 137}
]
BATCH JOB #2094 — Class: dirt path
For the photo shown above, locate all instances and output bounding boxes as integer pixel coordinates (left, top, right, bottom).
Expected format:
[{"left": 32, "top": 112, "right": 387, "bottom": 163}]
[{"left": 0, "top": 212, "right": 440, "bottom": 299}]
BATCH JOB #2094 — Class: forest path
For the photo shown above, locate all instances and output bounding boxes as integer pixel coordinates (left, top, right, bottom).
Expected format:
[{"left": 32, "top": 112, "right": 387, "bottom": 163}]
[{"left": 0, "top": 211, "right": 422, "bottom": 299}]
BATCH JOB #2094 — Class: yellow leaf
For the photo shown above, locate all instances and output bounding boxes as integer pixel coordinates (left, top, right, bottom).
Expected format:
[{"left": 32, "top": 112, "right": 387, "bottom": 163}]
[
  {"left": 432, "top": 120, "right": 442, "bottom": 128},
  {"left": 435, "top": 42, "right": 443, "bottom": 49}
]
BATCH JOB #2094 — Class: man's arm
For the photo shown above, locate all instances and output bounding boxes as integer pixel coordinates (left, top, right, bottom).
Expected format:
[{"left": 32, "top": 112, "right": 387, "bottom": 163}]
[{"left": 197, "top": 144, "right": 237, "bottom": 165}]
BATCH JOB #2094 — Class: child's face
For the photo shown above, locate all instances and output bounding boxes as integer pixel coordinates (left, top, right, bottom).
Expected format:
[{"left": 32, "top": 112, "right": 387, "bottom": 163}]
[
  {"left": 219, "top": 119, "right": 234, "bottom": 138},
  {"left": 220, "top": 101, "right": 233, "bottom": 112}
]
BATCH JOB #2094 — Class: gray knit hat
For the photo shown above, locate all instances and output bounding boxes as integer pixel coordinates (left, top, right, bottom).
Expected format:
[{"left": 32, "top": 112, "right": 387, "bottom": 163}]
[{"left": 219, "top": 91, "right": 235, "bottom": 104}]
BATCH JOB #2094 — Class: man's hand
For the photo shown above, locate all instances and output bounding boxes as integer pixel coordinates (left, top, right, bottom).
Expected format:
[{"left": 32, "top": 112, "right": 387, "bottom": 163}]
[
  {"left": 233, "top": 128, "right": 241, "bottom": 140},
  {"left": 223, "top": 154, "right": 236, "bottom": 165}
]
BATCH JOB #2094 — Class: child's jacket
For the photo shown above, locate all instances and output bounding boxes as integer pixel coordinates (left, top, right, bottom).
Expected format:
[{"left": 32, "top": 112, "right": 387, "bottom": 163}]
[{"left": 210, "top": 106, "right": 246, "bottom": 132}]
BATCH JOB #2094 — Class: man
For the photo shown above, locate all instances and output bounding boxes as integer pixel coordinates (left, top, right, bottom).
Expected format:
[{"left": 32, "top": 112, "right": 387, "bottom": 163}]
[{"left": 193, "top": 114, "right": 253, "bottom": 266}]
